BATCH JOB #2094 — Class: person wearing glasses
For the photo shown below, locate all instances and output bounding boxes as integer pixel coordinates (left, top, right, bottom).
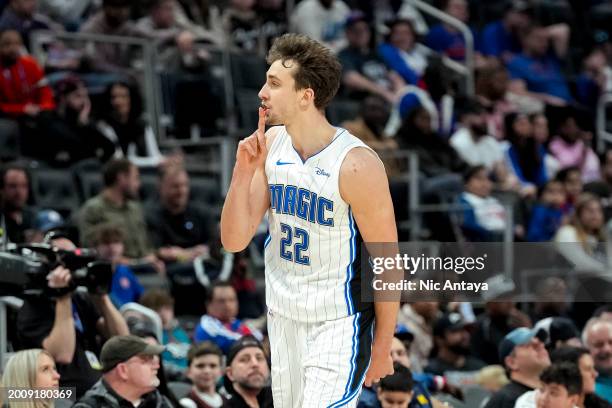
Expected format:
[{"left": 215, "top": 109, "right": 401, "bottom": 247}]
[{"left": 72, "top": 335, "right": 173, "bottom": 408}]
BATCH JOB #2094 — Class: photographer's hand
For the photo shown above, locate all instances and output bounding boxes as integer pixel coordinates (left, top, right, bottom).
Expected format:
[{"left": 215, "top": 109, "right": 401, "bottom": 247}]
[
  {"left": 42, "top": 266, "right": 76, "bottom": 364},
  {"left": 91, "top": 294, "right": 129, "bottom": 338}
]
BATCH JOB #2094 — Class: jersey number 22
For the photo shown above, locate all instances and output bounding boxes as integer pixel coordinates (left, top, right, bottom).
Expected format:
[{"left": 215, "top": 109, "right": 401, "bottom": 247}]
[{"left": 279, "top": 222, "right": 310, "bottom": 265}]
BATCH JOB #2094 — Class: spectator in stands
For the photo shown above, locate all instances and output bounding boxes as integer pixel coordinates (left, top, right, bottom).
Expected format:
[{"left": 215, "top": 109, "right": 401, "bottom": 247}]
[
  {"left": 594, "top": 306, "right": 612, "bottom": 322},
  {"left": 532, "top": 363, "right": 583, "bottom": 408},
  {"left": 475, "top": 65, "right": 517, "bottom": 140},
  {"left": 526, "top": 180, "right": 565, "bottom": 242},
  {"left": 97, "top": 81, "right": 163, "bottom": 167},
  {"left": 222, "top": 335, "right": 273, "bottom": 407},
  {"left": 0, "top": 0, "right": 61, "bottom": 49},
  {"left": 504, "top": 112, "right": 548, "bottom": 191},
  {"left": 194, "top": 281, "right": 262, "bottom": 354},
  {"left": 507, "top": 24, "right": 572, "bottom": 105},
  {"left": 92, "top": 223, "right": 144, "bottom": 308},
  {"left": 378, "top": 18, "right": 427, "bottom": 86},
  {"left": 396, "top": 302, "right": 439, "bottom": 373},
  {"left": 424, "top": 0, "right": 476, "bottom": 61},
  {"left": 78, "top": 159, "right": 164, "bottom": 272},
  {"left": 531, "top": 280, "right": 573, "bottom": 323},
  {"left": 530, "top": 113, "right": 560, "bottom": 178},
  {"left": 146, "top": 165, "right": 212, "bottom": 272},
  {"left": 556, "top": 166, "right": 583, "bottom": 215},
  {"left": 289, "top": 0, "right": 350, "bottom": 53},
  {"left": 472, "top": 283, "right": 532, "bottom": 365},
  {"left": 338, "top": 12, "right": 405, "bottom": 104},
  {"left": 583, "top": 319, "right": 612, "bottom": 403},
  {"left": 576, "top": 47, "right": 612, "bottom": 111},
  {"left": 0, "top": 162, "right": 35, "bottom": 243},
  {"left": 533, "top": 317, "right": 581, "bottom": 351},
  {"left": 73, "top": 335, "right": 173, "bottom": 408},
  {"left": 450, "top": 100, "right": 519, "bottom": 192},
  {"left": 459, "top": 165, "right": 508, "bottom": 241},
  {"left": 375, "top": 363, "right": 415, "bottom": 408},
  {"left": 479, "top": 0, "right": 532, "bottom": 61},
  {"left": 180, "top": 342, "right": 224, "bottom": 408},
  {"left": 425, "top": 312, "right": 486, "bottom": 378},
  {"left": 483, "top": 327, "right": 550, "bottom": 408},
  {"left": 341, "top": 95, "right": 400, "bottom": 176},
  {"left": 549, "top": 346, "right": 611, "bottom": 408},
  {"left": 395, "top": 102, "right": 468, "bottom": 178},
  {"left": 2, "top": 349, "right": 60, "bottom": 407},
  {"left": 0, "top": 30, "right": 55, "bottom": 158},
  {"left": 585, "top": 150, "right": 612, "bottom": 200},
  {"left": 139, "top": 289, "right": 191, "bottom": 372},
  {"left": 554, "top": 193, "right": 609, "bottom": 273},
  {"left": 220, "top": 0, "right": 263, "bottom": 54},
  {"left": 38, "top": 0, "right": 94, "bottom": 28},
  {"left": 549, "top": 108, "right": 600, "bottom": 182},
  {"left": 79, "top": 0, "right": 143, "bottom": 73},
  {"left": 45, "top": 76, "right": 115, "bottom": 165},
  {"left": 17, "top": 234, "right": 129, "bottom": 397}
]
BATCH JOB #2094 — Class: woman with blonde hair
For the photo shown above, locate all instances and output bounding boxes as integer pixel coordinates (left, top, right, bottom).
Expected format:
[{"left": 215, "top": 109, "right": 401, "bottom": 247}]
[
  {"left": 555, "top": 192, "right": 610, "bottom": 272},
  {"left": 1, "top": 349, "right": 60, "bottom": 408}
]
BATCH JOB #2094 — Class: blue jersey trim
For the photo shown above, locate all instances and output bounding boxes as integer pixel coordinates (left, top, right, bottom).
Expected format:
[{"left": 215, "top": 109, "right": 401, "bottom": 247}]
[
  {"left": 264, "top": 233, "right": 271, "bottom": 248},
  {"left": 291, "top": 128, "right": 347, "bottom": 164},
  {"left": 328, "top": 312, "right": 360, "bottom": 408}
]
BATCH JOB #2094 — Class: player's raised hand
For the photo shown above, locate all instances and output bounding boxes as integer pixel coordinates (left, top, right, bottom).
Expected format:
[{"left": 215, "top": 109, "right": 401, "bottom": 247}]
[
  {"left": 235, "top": 107, "right": 268, "bottom": 174},
  {"left": 364, "top": 345, "right": 394, "bottom": 387}
]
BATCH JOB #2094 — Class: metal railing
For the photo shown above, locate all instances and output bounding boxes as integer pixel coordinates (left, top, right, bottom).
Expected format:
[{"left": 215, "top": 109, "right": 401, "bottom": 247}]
[
  {"left": 0, "top": 296, "right": 24, "bottom": 370},
  {"left": 409, "top": 0, "right": 475, "bottom": 96},
  {"left": 30, "top": 30, "right": 164, "bottom": 141},
  {"left": 597, "top": 92, "right": 612, "bottom": 153}
]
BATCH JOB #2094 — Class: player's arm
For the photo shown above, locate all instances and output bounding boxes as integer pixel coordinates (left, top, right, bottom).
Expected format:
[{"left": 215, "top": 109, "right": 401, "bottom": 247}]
[
  {"left": 340, "top": 147, "right": 401, "bottom": 385},
  {"left": 220, "top": 110, "right": 278, "bottom": 252}
]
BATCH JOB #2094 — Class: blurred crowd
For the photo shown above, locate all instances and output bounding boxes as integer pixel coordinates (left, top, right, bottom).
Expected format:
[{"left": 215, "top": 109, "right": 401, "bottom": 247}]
[{"left": 3, "top": 0, "right": 612, "bottom": 407}]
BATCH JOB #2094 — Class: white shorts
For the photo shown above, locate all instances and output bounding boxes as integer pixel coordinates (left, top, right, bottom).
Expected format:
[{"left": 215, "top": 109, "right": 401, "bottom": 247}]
[{"left": 267, "top": 308, "right": 374, "bottom": 408}]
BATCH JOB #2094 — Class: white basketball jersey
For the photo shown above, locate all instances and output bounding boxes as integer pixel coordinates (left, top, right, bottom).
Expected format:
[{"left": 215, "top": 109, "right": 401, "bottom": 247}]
[{"left": 264, "top": 126, "right": 375, "bottom": 323}]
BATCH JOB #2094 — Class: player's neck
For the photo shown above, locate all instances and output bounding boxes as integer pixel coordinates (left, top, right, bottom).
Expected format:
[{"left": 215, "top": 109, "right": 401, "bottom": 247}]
[{"left": 286, "top": 111, "right": 336, "bottom": 162}]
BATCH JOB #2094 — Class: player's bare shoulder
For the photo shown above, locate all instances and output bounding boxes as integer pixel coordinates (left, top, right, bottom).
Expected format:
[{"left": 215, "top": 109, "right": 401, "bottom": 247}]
[
  {"left": 265, "top": 125, "right": 283, "bottom": 149},
  {"left": 339, "top": 147, "right": 387, "bottom": 204}
]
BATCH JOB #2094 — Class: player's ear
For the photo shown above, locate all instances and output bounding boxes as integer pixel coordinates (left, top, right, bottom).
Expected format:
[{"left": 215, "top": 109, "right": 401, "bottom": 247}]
[{"left": 300, "top": 88, "right": 315, "bottom": 108}]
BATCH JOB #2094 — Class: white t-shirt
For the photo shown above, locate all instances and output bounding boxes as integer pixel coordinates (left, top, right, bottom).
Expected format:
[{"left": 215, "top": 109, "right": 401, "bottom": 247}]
[
  {"left": 460, "top": 192, "right": 507, "bottom": 232},
  {"left": 289, "top": 0, "right": 350, "bottom": 52},
  {"left": 450, "top": 127, "right": 504, "bottom": 169}
]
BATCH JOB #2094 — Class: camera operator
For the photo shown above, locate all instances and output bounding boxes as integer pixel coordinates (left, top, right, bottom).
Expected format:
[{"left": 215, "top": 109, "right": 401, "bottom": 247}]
[{"left": 16, "top": 234, "right": 129, "bottom": 398}]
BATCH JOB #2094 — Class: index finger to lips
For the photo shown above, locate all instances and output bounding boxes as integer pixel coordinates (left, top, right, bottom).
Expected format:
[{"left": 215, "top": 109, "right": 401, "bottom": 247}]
[{"left": 258, "top": 107, "right": 266, "bottom": 135}]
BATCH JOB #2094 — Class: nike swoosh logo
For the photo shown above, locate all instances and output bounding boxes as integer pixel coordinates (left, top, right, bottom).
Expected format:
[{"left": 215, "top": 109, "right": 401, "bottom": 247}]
[{"left": 276, "top": 160, "right": 294, "bottom": 166}]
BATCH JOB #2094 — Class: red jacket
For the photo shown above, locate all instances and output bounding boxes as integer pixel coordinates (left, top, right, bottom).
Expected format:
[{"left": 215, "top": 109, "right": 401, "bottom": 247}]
[{"left": 0, "top": 55, "right": 55, "bottom": 116}]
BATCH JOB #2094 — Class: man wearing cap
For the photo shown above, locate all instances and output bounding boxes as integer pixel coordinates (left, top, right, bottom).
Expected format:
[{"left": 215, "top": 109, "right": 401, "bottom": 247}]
[
  {"left": 222, "top": 335, "right": 273, "bottom": 408},
  {"left": 534, "top": 317, "right": 582, "bottom": 352},
  {"left": 425, "top": 313, "right": 485, "bottom": 379},
  {"left": 73, "top": 335, "right": 173, "bottom": 408},
  {"left": 483, "top": 327, "right": 551, "bottom": 408}
]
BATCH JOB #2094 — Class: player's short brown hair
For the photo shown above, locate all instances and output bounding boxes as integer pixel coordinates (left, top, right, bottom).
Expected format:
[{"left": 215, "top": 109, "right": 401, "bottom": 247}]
[{"left": 266, "top": 33, "right": 342, "bottom": 110}]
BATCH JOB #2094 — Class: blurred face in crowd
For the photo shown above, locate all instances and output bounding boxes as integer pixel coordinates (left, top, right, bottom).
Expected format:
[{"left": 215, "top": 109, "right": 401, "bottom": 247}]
[
  {"left": 506, "top": 337, "right": 550, "bottom": 376},
  {"left": 207, "top": 286, "right": 239, "bottom": 322},
  {"left": 157, "top": 305, "right": 174, "bottom": 329},
  {"left": 110, "top": 84, "right": 131, "bottom": 119},
  {"left": 578, "top": 199, "right": 604, "bottom": 233},
  {"left": 227, "top": 347, "right": 269, "bottom": 391},
  {"left": 390, "top": 21, "right": 416, "bottom": 52},
  {"left": 602, "top": 150, "right": 612, "bottom": 184},
  {"left": 536, "top": 383, "right": 579, "bottom": 408},
  {"left": 411, "top": 302, "right": 439, "bottom": 321},
  {"left": 445, "top": 0, "right": 468, "bottom": 23},
  {"left": 151, "top": 0, "right": 175, "bottom": 28},
  {"left": 412, "top": 108, "right": 432, "bottom": 135},
  {"left": 541, "top": 181, "right": 565, "bottom": 208},
  {"left": 160, "top": 169, "right": 189, "bottom": 213},
  {"left": 579, "top": 353, "right": 598, "bottom": 394},
  {"left": 116, "top": 354, "right": 161, "bottom": 393},
  {"left": 0, "top": 30, "right": 22, "bottom": 66},
  {"left": 11, "top": 0, "right": 37, "bottom": 18},
  {"left": 117, "top": 165, "right": 141, "bottom": 199},
  {"left": 441, "top": 327, "right": 471, "bottom": 356},
  {"left": 523, "top": 27, "right": 549, "bottom": 57},
  {"left": 465, "top": 168, "right": 492, "bottom": 198},
  {"left": 559, "top": 117, "right": 581, "bottom": 143},
  {"left": 463, "top": 112, "right": 488, "bottom": 138},
  {"left": 103, "top": 4, "right": 131, "bottom": 28},
  {"left": 532, "top": 114, "right": 549, "bottom": 144},
  {"left": 563, "top": 169, "right": 582, "bottom": 199},
  {"left": 346, "top": 20, "right": 371, "bottom": 50},
  {"left": 512, "top": 114, "right": 533, "bottom": 140},
  {"left": 505, "top": 10, "right": 531, "bottom": 33},
  {"left": 188, "top": 354, "right": 223, "bottom": 393},
  {"left": 377, "top": 389, "right": 413, "bottom": 408},
  {"left": 65, "top": 85, "right": 90, "bottom": 113},
  {"left": 586, "top": 321, "right": 612, "bottom": 375},
  {"left": 1, "top": 169, "right": 28, "bottom": 211},
  {"left": 390, "top": 337, "right": 411, "bottom": 368},
  {"left": 362, "top": 96, "right": 390, "bottom": 135},
  {"left": 36, "top": 352, "right": 60, "bottom": 388},
  {"left": 96, "top": 239, "right": 124, "bottom": 264},
  {"left": 489, "top": 70, "right": 509, "bottom": 101}
]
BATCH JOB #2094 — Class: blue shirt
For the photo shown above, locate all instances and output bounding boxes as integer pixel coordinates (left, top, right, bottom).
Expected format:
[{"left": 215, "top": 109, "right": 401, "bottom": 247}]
[
  {"left": 425, "top": 24, "right": 476, "bottom": 61},
  {"left": 162, "top": 326, "right": 191, "bottom": 369},
  {"left": 110, "top": 264, "right": 144, "bottom": 308},
  {"left": 527, "top": 204, "right": 563, "bottom": 242},
  {"left": 506, "top": 145, "right": 548, "bottom": 187},
  {"left": 378, "top": 43, "right": 419, "bottom": 85},
  {"left": 596, "top": 376, "right": 612, "bottom": 404},
  {"left": 506, "top": 53, "right": 572, "bottom": 102},
  {"left": 480, "top": 21, "right": 521, "bottom": 57}
]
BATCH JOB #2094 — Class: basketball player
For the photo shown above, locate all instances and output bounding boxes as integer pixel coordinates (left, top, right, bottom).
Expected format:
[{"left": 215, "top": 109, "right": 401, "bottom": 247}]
[{"left": 220, "top": 33, "right": 400, "bottom": 407}]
